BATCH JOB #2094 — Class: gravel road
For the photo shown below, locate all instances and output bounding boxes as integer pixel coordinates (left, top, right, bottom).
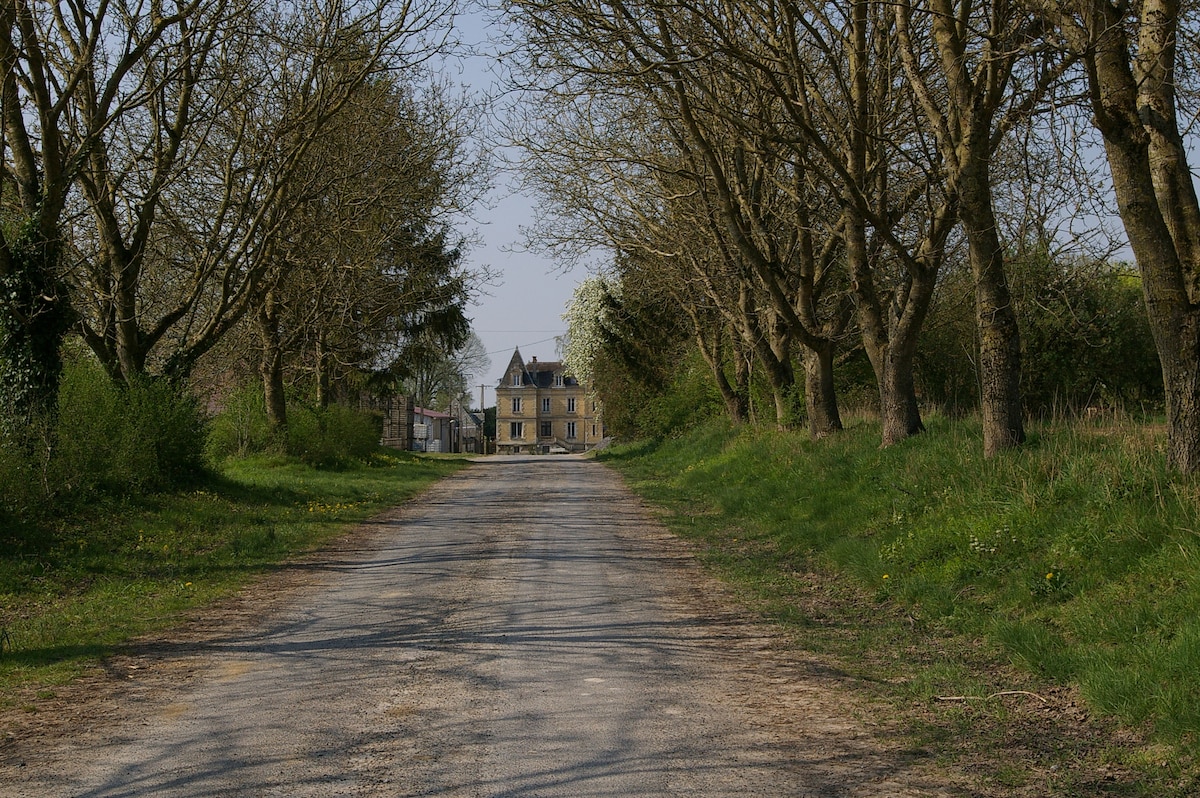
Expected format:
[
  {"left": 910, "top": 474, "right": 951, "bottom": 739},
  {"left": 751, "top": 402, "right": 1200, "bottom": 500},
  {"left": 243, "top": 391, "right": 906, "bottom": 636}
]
[{"left": 4, "top": 455, "right": 960, "bottom": 797}]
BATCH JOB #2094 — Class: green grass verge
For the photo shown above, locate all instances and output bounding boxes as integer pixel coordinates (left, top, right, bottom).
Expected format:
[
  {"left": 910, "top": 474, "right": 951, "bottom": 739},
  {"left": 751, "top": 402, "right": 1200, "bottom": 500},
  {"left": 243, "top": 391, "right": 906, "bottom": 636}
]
[
  {"left": 600, "top": 416, "right": 1200, "bottom": 796},
  {"left": 0, "top": 450, "right": 468, "bottom": 694}
]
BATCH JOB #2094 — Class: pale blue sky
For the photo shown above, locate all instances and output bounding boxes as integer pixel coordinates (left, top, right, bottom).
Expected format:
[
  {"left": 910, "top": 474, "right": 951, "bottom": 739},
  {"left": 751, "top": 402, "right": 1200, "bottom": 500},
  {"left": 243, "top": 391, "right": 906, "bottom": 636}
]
[
  {"left": 450, "top": 3, "right": 586, "bottom": 409},
  {"left": 463, "top": 183, "right": 581, "bottom": 409}
]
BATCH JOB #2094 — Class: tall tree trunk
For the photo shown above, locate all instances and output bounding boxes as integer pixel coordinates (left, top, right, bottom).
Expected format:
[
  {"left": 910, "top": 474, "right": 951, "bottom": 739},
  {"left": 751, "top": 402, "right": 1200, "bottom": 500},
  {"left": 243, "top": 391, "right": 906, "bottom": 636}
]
[
  {"left": 738, "top": 288, "right": 796, "bottom": 429},
  {"left": 315, "top": 330, "right": 332, "bottom": 409},
  {"left": 960, "top": 156, "right": 1025, "bottom": 455},
  {"left": 1102, "top": 135, "right": 1200, "bottom": 471},
  {"left": 894, "top": 0, "right": 1036, "bottom": 456},
  {"left": 846, "top": 0, "right": 923, "bottom": 445},
  {"left": 257, "top": 293, "right": 288, "bottom": 432},
  {"left": 734, "top": 339, "right": 753, "bottom": 423},
  {"left": 0, "top": 229, "right": 72, "bottom": 434},
  {"left": 878, "top": 338, "right": 924, "bottom": 446},
  {"left": 846, "top": 202, "right": 924, "bottom": 444},
  {"left": 1138, "top": 0, "right": 1200, "bottom": 278},
  {"left": 750, "top": 334, "right": 795, "bottom": 430},
  {"left": 803, "top": 342, "right": 843, "bottom": 439},
  {"left": 696, "top": 330, "right": 747, "bottom": 424},
  {"left": 1082, "top": 1, "right": 1200, "bottom": 472}
]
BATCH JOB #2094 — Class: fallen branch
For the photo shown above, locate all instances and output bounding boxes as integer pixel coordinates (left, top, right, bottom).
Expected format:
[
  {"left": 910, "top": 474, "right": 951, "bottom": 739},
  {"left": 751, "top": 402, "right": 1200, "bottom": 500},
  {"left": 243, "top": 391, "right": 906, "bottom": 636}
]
[{"left": 935, "top": 690, "right": 1048, "bottom": 704}]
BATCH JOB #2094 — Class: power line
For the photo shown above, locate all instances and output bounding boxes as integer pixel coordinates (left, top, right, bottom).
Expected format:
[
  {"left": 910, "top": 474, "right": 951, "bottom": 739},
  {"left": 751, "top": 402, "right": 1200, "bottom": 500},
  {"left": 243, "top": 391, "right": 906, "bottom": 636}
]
[{"left": 484, "top": 335, "right": 562, "bottom": 357}]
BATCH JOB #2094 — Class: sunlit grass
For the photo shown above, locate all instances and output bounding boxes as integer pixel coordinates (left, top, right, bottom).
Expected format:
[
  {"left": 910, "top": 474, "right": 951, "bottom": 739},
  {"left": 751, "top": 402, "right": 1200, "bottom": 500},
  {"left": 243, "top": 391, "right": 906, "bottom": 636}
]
[{"left": 601, "top": 414, "right": 1200, "bottom": 795}]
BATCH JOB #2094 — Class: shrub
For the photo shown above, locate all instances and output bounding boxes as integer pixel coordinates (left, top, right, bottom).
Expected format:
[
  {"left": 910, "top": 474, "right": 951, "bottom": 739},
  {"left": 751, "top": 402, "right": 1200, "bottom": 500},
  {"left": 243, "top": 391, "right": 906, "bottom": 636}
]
[
  {"left": 917, "top": 252, "right": 1163, "bottom": 416},
  {"left": 0, "top": 417, "right": 41, "bottom": 521},
  {"left": 204, "top": 383, "right": 277, "bottom": 462},
  {"left": 53, "top": 358, "right": 206, "bottom": 496},
  {"left": 124, "top": 375, "right": 207, "bottom": 487},
  {"left": 0, "top": 357, "right": 208, "bottom": 522},
  {"left": 1013, "top": 255, "right": 1161, "bottom": 415},
  {"left": 286, "top": 402, "right": 381, "bottom": 469},
  {"left": 205, "top": 382, "right": 382, "bottom": 469},
  {"left": 600, "top": 346, "right": 723, "bottom": 440}
]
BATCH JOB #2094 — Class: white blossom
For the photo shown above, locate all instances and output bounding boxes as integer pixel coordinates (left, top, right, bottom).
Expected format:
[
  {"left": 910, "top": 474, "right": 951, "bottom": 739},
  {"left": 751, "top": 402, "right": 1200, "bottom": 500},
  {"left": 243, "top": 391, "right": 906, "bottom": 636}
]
[{"left": 561, "top": 276, "right": 619, "bottom": 386}]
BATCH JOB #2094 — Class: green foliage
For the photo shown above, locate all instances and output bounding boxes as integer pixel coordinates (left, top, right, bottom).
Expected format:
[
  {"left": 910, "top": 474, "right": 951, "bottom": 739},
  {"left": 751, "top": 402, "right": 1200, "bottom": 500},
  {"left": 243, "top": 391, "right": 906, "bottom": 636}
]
[
  {"left": 1012, "top": 253, "right": 1161, "bottom": 415},
  {"left": 915, "top": 271, "right": 978, "bottom": 415},
  {"left": 0, "top": 416, "right": 41, "bottom": 522},
  {"left": 205, "top": 385, "right": 383, "bottom": 469},
  {"left": 585, "top": 278, "right": 705, "bottom": 439},
  {"left": 918, "top": 253, "right": 1163, "bottom": 416},
  {"left": 601, "top": 416, "right": 1200, "bottom": 784},
  {"left": 595, "top": 345, "right": 722, "bottom": 439},
  {"left": 203, "top": 383, "right": 277, "bottom": 462},
  {"left": 52, "top": 362, "right": 207, "bottom": 495},
  {"left": 285, "top": 402, "right": 382, "bottom": 469},
  {"left": 0, "top": 357, "right": 206, "bottom": 523}
]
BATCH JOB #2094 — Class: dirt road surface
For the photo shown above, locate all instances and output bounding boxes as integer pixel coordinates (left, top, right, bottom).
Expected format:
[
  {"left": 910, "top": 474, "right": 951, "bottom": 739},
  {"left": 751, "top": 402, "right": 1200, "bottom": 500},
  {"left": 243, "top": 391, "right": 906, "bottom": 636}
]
[{"left": 3, "top": 455, "right": 964, "bottom": 797}]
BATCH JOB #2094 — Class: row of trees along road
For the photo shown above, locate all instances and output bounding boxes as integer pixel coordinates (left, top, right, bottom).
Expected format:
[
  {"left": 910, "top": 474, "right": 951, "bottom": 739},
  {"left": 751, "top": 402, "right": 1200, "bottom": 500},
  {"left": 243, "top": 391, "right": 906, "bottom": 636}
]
[
  {"left": 507, "top": 0, "right": 1200, "bottom": 473},
  {"left": 0, "top": 0, "right": 486, "bottom": 439}
]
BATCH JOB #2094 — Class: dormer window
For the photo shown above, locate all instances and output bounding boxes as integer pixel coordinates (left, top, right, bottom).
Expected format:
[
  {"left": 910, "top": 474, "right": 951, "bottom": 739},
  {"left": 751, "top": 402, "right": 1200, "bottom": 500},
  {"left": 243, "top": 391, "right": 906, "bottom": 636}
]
[
  {"left": 510, "top": 372, "right": 520, "bottom": 386},
  {"left": 554, "top": 373, "right": 563, "bottom": 387}
]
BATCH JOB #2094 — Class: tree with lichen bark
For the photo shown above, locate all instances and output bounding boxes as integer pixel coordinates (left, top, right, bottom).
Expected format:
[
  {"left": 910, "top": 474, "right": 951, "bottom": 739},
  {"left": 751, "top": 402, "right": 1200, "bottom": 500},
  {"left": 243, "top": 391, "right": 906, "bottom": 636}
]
[
  {"left": 0, "top": 0, "right": 213, "bottom": 435},
  {"left": 1026, "top": 0, "right": 1200, "bottom": 473}
]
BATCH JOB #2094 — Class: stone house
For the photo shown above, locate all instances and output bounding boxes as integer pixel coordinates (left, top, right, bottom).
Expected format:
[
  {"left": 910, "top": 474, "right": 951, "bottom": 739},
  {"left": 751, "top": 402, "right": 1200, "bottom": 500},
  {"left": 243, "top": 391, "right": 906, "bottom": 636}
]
[{"left": 494, "top": 348, "right": 603, "bottom": 454}]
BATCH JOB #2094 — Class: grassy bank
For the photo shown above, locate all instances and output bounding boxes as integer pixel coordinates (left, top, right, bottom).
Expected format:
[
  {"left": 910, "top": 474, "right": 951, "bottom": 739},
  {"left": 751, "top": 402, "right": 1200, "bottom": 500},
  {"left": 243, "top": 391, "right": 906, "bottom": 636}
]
[
  {"left": 0, "top": 451, "right": 468, "bottom": 695},
  {"left": 600, "top": 415, "right": 1200, "bottom": 796}
]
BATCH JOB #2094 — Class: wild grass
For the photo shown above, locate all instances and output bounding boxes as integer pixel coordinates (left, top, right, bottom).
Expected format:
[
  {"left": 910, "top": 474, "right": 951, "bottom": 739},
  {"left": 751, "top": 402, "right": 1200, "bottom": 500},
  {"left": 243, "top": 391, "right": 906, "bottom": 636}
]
[
  {"left": 601, "top": 414, "right": 1200, "bottom": 796},
  {"left": 0, "top": 450, "right": 468, "bottom": 693}
]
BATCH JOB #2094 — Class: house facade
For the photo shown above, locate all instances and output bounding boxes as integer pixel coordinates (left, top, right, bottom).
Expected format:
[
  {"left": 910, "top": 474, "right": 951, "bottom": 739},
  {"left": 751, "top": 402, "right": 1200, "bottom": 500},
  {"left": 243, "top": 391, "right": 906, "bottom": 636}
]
[{"left": 494, "top": 348, "right": 603, "bottom": 454}]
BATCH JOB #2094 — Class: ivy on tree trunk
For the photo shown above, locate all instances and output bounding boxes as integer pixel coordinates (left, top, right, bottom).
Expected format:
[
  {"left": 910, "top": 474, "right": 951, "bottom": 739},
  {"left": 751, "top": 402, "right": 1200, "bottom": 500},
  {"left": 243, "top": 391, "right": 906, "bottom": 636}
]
[{"left": 0, "top": 223, "right": 73, "bottom": 437}]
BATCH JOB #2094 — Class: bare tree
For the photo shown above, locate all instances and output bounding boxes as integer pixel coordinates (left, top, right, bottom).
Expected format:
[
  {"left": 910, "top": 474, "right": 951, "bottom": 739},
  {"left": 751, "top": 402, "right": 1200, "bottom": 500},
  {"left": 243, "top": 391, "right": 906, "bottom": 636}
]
[
  {"left": 506, "top": 0, "right": 857, "bottom": 436},
  {"left": 1024, "top": 1, "right": 1200, "bottom": 472},
  {"left": 0, "top": 0, "right": 211, "bottom": 429},
  {"left": 623, "top": 0, "right": 954, "bottom": 444},
  {"left": 65, "top": 0, "right": 460, "bottom": 385},
  {"left": 249, "top": 73, "right": 486, "bottom": 428},
  {"left": 893, "top": 0, "right": 1074, "bottom": 455}
]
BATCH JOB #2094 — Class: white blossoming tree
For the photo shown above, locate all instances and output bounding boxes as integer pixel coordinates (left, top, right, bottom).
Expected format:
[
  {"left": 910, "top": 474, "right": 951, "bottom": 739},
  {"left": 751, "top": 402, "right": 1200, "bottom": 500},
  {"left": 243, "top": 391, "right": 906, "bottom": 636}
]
[{"left": 561, "top": 276, "right": 618, "bottom": 387}]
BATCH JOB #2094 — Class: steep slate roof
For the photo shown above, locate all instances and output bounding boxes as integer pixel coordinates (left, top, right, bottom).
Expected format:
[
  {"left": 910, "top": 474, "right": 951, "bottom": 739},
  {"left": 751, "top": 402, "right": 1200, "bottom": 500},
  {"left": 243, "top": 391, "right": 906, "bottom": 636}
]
[
  {"left": 498, "top": 348, "right": 582, "bottom": 388},
  {"left": 499, "top": 347, "right": 525, "bottom": 385}
]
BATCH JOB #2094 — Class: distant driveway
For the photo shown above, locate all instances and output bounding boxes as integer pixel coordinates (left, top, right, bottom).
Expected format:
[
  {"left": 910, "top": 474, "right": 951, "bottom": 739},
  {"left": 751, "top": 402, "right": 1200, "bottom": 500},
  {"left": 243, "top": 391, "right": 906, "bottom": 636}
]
[{"left": 4, "top": 455, "right": 955, "bottom": 797}]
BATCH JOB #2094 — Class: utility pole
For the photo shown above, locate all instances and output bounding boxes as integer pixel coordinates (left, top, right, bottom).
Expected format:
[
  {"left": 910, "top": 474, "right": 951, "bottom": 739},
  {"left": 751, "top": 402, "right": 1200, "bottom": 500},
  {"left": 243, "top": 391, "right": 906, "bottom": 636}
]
[{"left": 477, "top": 384, "right": 488, "bottom": 454}]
